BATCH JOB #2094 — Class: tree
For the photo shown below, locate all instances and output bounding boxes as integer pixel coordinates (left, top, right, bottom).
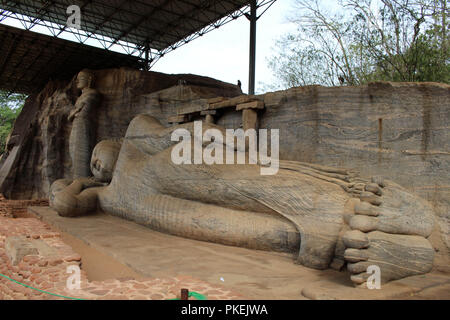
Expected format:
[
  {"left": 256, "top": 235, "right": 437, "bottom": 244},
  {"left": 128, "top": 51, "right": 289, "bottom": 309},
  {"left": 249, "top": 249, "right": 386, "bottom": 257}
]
[
  {"left": 0, "top": 91, "right": 27, "bottom": 155},
  {"left": 265, "top": 0, "right": 449, "bottom": 89}
]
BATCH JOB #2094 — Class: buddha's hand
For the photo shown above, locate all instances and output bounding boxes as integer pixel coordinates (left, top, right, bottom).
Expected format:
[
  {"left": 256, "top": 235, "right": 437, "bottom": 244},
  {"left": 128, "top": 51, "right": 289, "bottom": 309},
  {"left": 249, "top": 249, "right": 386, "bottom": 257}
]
[{"left": 77, "top": 177, "right": 108, "bottom": 189}]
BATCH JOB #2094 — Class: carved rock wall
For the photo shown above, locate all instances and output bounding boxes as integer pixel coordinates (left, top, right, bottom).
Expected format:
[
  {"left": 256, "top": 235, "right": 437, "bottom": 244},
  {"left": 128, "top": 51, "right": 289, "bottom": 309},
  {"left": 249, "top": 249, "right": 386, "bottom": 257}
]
[
  {"left": 219, "top": 82, "right": 450, "bottom": 269},
  {"left": 0, "top": 67, "right": 241, "bottom": 199},
  {"left": 1, "top": 70, "right": 448, "bottom": 271}
]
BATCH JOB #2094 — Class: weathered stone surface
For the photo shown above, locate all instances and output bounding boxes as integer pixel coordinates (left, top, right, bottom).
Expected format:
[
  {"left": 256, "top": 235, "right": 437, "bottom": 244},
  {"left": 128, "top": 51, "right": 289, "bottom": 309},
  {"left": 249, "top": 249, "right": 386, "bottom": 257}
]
[
  {"left": 345, "top": 231, "right": 434, "bottom": 284},
  {"left": 236, "top": 100, "right": 265, "bottom": 111},
  {"left": 68, "top": 70, "right": 101, "bottom": 179},
  {"left": 342, "top": 230, "right": 369, "bottom": 249},
  {"left": 168, "top": 114, "right": 189, "bottom": 124},
  {"left": 242, "top": 109, "right": 258, "bottom": 131},
  {"left": 216, "top": 82, "right": 450, "bottom": 271},
  {"left": 5, "top": 236, "right": 38, "bottom": 265},
  {"left": 176, "top": 99, "right": 209, "bottom": 115},
  {"left": 207, "top": 94, "right": 261, "bottom": 110},
  {"left": 1, "top": 71, "right": 449, "bottom": 283},
  {"left": 0, "top": 68, "right": 241, "bottom": 199},
  {"left": 49, "top": 112, "right": 437, "bottom": 286}
]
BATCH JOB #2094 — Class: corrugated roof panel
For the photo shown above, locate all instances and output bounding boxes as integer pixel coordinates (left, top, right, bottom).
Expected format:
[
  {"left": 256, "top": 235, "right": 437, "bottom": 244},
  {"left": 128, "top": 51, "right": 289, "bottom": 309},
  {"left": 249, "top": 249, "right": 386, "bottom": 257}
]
[{"left": 0, "top": 24, "right": 145, "bottom": 94}]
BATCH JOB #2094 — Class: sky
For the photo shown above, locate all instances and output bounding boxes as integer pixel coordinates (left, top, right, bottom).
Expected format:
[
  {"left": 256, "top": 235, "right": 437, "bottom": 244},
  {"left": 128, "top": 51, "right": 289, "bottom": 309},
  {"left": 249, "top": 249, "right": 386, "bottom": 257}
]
[
  {"left": 0, "top": 1, "right": 391, "bottom": 94},
  {"left": 151, "top": 0, "right": 298, "bottom": 94}
]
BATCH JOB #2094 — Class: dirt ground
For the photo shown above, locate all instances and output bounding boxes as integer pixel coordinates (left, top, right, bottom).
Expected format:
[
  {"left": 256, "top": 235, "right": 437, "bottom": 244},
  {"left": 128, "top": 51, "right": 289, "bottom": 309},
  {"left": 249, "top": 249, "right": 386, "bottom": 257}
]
[
  {"left": 25, "top": 206, "right": 450, "bottom": 300},
  {"left": 60, "top": 231, "right": 146, "bottom": 282}
]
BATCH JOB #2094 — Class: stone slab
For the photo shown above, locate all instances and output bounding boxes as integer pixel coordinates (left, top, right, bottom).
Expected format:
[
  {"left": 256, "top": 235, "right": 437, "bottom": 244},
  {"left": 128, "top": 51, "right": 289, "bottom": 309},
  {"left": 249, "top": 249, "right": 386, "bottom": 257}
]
[
  {"left": 207, "top": 95, "right": 260, "bottom": 110},
  {"left": 242, "top": 109, "right": 258, "bottom": 131},
  {"left": 5, "top": 235, "right": 60, "bottom": 266},
  {"left": 5, "top": 236, "right": 38, "bottom": 265},
  {"left": 200, "top": 110, "right": 217, "bottom": 116},
  {"left": 176, "top": 99, "right": 208, "bottom": 115},
  {"left": 236, "top": 100, "right": 265, "bottom": 111},
  {"left": 207, "top": 97, "right": 226, "bottom": 104}
]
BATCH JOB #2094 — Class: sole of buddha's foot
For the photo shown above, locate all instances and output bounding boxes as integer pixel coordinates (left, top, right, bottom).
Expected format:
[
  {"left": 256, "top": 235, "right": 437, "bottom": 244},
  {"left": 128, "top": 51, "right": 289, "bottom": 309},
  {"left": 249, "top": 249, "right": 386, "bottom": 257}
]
[{"left": 343, "top": 230, "right": 434, "bottom": 286}]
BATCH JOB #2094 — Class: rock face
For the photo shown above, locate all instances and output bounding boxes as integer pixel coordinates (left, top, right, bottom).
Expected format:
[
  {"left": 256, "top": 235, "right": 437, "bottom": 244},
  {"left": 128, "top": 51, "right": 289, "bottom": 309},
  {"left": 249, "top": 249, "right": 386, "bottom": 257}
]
[
  {"left": 48, "top": 113, "right": 437, "bottom": 285},
  {"left": 1, "top": 70, "right": 448, "bottom": 273},
  {"left": 257, "top": 83, "right": 449, "bottom": 272},
  {"left": 0, "top": 67, "right": 242, "bottom": 199},
  {"left": 216, "top": 82, "right": 449, "bottom": 271}
]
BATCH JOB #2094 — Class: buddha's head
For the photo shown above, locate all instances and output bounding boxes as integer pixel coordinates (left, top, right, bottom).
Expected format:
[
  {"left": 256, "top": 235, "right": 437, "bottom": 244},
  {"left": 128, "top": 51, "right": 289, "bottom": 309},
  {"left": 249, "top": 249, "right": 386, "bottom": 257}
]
[
  {"left": 90, "top": 139, "right": 122, "bottom": 183},
  {"left": 76, "top": 69, "right": 95, "bottom": 90}
]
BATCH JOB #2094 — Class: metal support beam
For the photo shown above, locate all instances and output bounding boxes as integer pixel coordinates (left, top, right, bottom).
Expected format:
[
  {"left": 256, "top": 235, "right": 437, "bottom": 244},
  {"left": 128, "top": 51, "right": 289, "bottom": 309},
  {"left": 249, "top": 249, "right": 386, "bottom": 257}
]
[
  {"left": 144, "top": 45, "right": 150, "bottom": 71},
  {"left": 248, "top": 0, "right": 257, "bottom": 95}
]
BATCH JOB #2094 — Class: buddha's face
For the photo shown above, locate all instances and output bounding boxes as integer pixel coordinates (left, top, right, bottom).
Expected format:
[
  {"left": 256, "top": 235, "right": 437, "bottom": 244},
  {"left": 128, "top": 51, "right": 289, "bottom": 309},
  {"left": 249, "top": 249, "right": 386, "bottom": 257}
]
[
  {"left": 90, "top": 140, "right": 122, "bottom": 183},
  {"left": 76, "top": 71, "right": 92, "bottom": 90}
]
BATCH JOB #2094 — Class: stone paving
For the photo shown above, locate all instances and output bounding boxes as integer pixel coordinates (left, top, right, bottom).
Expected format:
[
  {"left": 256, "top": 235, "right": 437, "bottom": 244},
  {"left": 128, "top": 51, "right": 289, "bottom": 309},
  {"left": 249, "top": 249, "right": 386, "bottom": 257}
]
[{"left": 0, "top": 215, "right": 243, "bottom": 300}]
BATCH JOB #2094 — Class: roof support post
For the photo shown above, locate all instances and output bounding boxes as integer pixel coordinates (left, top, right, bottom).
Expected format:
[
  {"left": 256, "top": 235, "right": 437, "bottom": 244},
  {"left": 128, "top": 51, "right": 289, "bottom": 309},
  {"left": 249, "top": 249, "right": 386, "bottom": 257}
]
[
  {"left": 248, "top": 0, "right": 257, "bottom": 95},
  {"left": 144, "top": 45, "right": 150, "bottom": 71}
]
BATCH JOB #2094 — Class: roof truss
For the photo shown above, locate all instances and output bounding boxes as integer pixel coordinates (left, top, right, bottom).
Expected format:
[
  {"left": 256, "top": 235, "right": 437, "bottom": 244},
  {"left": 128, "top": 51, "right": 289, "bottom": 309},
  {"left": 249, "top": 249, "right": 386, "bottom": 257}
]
[{"left": 0, "top": 0, "right": 276, "bottom": 68}]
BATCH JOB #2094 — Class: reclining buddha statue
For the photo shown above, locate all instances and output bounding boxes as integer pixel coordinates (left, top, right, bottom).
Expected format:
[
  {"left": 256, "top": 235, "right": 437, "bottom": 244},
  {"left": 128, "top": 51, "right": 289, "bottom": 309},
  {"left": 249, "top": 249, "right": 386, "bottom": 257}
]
[{"left": 50, "top": 114, "right": 435, "bottom": 287}]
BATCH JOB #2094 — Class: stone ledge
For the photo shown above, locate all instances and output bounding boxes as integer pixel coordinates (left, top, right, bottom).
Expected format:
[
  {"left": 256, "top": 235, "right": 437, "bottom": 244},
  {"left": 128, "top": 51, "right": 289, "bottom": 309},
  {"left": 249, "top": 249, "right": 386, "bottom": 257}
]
[{"left": 5, "top": 236, "right": 39, "bottom": 265}]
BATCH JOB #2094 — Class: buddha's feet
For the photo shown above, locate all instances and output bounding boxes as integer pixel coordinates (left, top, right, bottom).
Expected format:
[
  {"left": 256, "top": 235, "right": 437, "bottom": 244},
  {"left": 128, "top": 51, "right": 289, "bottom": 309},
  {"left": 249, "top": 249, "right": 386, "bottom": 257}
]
[{"left": 343, "top": 177, "right": 435, "bottom": 286}]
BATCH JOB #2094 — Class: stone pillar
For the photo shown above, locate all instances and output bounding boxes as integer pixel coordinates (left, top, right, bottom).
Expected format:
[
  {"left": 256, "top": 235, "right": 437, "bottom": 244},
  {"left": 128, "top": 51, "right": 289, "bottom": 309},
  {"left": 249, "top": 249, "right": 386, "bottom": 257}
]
[
  {"left": 242, "top": 109, "right": 258, "bottom": 131},
  {"left": 237, "top": 100, "right": 264, "bottom": 131},
  {"left": 201, "top": 110, "right": 217, "bottom": 124}
]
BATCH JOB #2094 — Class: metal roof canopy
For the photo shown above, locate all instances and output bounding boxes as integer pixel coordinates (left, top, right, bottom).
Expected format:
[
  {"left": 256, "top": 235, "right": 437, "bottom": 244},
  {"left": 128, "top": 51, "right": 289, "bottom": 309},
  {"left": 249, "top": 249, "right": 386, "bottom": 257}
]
[
  {"left": 0, "top": 0, "right": 276, "bottom": 94},
  {"left": 0, "top": 23, "right": 145, "bottom": 93}
]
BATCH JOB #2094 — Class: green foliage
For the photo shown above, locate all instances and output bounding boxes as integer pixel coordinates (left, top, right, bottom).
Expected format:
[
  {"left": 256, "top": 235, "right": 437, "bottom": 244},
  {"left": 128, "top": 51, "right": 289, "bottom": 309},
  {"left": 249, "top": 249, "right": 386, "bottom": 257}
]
[
  {"left": 0, "top": 91, "right": 27, "bottom": 155},
  {"left": 265, "top": 0, "right": 449, "bottom": 89}
]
